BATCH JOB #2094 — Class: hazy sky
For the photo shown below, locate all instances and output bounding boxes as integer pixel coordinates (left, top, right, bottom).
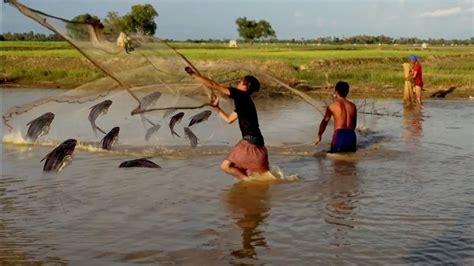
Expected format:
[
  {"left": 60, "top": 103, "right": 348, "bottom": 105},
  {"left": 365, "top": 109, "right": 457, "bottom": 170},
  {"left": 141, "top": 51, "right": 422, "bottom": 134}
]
[{"left": 1, "top": 0, "right": 473, "bottom": 40}]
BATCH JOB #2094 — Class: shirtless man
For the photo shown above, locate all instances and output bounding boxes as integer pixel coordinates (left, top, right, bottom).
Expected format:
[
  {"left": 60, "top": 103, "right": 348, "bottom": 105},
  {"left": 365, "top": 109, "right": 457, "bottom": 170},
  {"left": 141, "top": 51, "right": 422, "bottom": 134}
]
[{"left": 315, "top": 81, "right": 357, "bottom": 152}]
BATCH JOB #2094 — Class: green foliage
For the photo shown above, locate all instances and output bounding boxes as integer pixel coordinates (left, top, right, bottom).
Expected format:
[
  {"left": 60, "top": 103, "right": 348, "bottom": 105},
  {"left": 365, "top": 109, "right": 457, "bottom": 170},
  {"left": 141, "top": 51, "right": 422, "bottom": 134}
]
[
  {"left": 101, "top": 4, "right": 158, "bottom": 36},
  {"left": 235, "top": 17, "right": 276, "bottom": 43},
  {"left": 103, "top": 12, "right": 126, "bottom": 34},
  {"left": 0, "top": 32, "right": 62, "bottom": 41},
  {"left": 66, "top": 13, "right": 102, "bottom": 41},
  {"left": 123, "top": 4, "right": 158, "bottom": 35}
]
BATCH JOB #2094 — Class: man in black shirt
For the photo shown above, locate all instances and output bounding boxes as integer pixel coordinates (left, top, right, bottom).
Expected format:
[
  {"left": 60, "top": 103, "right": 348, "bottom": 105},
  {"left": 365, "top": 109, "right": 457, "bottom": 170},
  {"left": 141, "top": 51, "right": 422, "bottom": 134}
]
[{"left": 185, "top": 67, "right": 269, "bottom": 180}]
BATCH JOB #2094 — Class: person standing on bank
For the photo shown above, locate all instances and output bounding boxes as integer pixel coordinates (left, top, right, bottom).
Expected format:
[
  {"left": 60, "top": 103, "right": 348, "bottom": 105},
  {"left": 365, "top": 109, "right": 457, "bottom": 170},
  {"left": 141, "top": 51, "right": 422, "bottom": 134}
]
[
  {"left": 185, "top": 67, "right": 269, "bottom": 180},
  {"left": 409, "top": 54, "right": 423, "bottom": 107},
  {"left": 315, "top": 81, "right": 357, "bottom": 153}
]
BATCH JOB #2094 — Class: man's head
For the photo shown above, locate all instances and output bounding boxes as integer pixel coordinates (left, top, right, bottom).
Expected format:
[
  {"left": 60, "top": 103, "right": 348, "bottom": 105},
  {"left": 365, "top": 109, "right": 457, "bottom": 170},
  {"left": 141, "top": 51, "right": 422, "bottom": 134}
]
[
  {"left": 335, "top": 81, "right": 350, "bottom": 98},
  {"left": 409, "top": 54, "right": 418, "bottom": 62},
  {"left": 237, "top": 75, "right": 260, "bottom": 95}
]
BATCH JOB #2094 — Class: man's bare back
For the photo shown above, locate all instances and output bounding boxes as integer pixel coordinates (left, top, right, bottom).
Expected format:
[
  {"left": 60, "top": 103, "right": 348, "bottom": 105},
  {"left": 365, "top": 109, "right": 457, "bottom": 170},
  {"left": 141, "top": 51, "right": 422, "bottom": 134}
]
[
  {"left": 329, "top": 99, "right": 357, "bottom": 130},
  {"left": 315, "top": 81, "right": 357, "bottom": 152}
]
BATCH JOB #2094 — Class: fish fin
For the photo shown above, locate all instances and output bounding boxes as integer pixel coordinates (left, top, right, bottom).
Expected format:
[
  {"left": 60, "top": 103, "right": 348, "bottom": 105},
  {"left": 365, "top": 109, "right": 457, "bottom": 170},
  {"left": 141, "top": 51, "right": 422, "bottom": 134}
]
[
  {"left": 40, "top": 152, "right": 52, "bottom": 162},
  {"left": 171, "top": 130, "right": 181, "bottom": 138},
  {"left": 96, "top": 126, "right": 107, "bottom": 135},
  {"left": 144, "top": 117, "right": 156, "bottom": 127}
]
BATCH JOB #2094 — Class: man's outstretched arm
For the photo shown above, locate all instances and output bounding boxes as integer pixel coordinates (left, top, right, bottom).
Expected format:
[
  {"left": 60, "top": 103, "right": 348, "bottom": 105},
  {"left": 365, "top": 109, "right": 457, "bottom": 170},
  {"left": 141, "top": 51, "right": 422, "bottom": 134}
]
[{"left": 185, "top": 67, "right": 230, "bottom": 95}]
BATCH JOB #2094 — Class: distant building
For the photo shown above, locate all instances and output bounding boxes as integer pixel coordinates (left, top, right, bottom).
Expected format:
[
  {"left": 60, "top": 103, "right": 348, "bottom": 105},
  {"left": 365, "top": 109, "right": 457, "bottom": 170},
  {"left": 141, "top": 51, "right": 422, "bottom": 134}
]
[
  {"left": 421, "top": 43, "right": 428, "bottom": 50},
  {"left": 228, "top": 40, "right": 238, "bottom": 48}
]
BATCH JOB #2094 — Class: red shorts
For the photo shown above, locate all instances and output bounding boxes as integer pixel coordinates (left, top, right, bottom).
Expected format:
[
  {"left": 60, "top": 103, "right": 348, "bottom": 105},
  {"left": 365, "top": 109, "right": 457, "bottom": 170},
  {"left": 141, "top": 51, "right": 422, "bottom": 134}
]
[{"left": 226, "top": 139, "right": 269, "bottom": 173}]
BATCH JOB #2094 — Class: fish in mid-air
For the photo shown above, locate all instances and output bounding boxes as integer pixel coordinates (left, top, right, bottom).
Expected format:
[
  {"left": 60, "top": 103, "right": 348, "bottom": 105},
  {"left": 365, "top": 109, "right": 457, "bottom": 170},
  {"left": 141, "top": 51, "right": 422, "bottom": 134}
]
[
  {"left": 41, "top": 139, "right": 77, "bottom": 172},
  {"left": 145, "top": 124, "right": 161, "bottom": 141},
  {"left": 119, "top": 158, "right": 161, "bottom": 168},
  {"left": 25, "top": 112, "right": 55, "bottom": 142},
  {"left": 183, "top": 127, "right": 198, "bottom": 148},
  {"left": 188, "top": 110, "right": 212, "bottom": 127},
  {"left": 139, "top": 91, "right": 162, "bottom": 109},
  {"left": 169, "top": 112, "right": 185, "bottom": 137},
  {"left": 163, "top": 108, "right": 177, "bottom": 119},
  {"left": 100, "top": 127, "right": 120, "bottom": 150},
  {"left": 133, "top": 91, "right": 162, "bottom": 125},
  {"left": 88, "top": 100, "right": 112, "bottom": 137}
]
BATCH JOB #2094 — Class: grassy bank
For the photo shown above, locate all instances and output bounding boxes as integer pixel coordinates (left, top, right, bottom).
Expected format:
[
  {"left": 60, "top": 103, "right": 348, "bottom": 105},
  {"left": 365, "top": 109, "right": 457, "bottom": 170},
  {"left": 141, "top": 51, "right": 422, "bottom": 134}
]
[{"left": 1, "top": 41, "right": 473, "bottom": 97}]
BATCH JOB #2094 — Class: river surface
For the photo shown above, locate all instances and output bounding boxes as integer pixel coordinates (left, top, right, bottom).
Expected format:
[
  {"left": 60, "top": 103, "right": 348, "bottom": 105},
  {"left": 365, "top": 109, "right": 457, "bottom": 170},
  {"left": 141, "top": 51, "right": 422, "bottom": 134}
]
[{"left": 1, "top": 88, "right": 473, "bottom": 265}]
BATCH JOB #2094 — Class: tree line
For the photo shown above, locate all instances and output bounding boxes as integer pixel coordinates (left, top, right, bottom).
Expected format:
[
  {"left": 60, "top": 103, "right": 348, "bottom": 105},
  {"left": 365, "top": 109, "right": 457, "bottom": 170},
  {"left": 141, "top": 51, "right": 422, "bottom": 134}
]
[{"left": 2, "top": 31, "right": 472, "bottom": 45}]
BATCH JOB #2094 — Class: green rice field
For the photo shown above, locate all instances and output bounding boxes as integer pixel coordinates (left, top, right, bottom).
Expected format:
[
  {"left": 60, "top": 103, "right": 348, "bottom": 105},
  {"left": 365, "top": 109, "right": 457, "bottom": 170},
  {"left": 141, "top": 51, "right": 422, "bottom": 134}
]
[{"left": 1, "top": 41, "right": 473, "bottom": 97}]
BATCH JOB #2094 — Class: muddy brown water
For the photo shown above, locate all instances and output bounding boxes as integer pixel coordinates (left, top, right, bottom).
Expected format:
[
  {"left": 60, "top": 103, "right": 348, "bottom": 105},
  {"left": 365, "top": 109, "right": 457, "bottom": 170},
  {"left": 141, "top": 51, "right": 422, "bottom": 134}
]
[{"left": 1, "top": 88, "right": 473, "bottom": 264}]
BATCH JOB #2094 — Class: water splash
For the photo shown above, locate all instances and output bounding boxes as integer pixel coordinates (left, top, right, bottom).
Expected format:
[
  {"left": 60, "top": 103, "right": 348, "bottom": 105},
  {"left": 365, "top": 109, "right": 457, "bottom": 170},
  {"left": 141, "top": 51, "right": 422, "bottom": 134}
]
[{"left": 245, "top": 166, "right": 300, "bottom": 182}]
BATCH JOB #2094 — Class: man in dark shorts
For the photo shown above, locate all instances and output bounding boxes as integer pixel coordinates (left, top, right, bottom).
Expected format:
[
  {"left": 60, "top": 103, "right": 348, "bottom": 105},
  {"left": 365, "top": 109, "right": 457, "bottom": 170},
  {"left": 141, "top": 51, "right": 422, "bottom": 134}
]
[
  {"left": 315, "top": 81, "right": 357, "bottom": 153},
  {"left": 185, "top": 67, "right": 269, "bottom": 180}
]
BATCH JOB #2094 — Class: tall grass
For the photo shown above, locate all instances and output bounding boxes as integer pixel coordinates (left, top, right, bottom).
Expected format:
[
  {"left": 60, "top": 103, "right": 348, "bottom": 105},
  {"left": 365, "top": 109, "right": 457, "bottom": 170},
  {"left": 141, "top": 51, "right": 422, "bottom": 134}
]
[{"left": 1, "top": 41, "right": 472, "bottom": 92}]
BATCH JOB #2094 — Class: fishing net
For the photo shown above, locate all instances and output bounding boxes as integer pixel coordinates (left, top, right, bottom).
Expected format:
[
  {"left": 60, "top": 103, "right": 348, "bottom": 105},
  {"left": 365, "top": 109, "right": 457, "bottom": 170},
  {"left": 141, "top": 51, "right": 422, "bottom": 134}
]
[{"left": 3, "top": 0, "right": 325, "bottom": 151}]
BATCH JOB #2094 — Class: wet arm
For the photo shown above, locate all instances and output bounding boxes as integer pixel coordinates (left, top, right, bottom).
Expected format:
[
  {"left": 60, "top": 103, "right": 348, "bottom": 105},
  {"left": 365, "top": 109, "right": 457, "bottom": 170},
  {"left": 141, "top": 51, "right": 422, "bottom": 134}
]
[
  {"left": 192, "top": 75, "right": 230, "bottom": 95},
  {"left": 213, "top": 106, "right": 238, "bottom": 124},
  {"left": 316, "top": 107, "right": 332, "bottom": 142},
  {"left": 353, "top": 111, "right": 357, "bottom": 129}
]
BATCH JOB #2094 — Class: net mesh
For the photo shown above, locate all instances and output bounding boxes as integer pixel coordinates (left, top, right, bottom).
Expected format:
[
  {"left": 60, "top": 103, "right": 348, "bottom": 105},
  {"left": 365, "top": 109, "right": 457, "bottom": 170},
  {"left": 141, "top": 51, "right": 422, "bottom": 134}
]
[{"left": 3, "top": 0, "right": 325, "bottom": 150}]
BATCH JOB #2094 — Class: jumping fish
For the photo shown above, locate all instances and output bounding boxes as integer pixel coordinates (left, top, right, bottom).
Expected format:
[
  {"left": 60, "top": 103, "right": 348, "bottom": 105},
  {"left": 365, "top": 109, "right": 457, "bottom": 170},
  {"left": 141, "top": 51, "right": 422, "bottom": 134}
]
[
  {"left": 139, "top": 91, "right": 162, "bottom": 109},
  {"left": 163, "top": 108, "right": 177, "bottom": 119},
  {"left": 88, "top": 100, "right": 112, "bottom": 137},
  {"left": 100, "top": 127, "right": 120, "bottom": 150},
  {"left": 25, "top": 112, "right": 55, "bottom": 142},
  {"left": 119, "top": 158, "right": 161, "bottom": 168},
  {"left": 41, "top": 139, "right": 77, "bottom": 172},
  {"left": 145, "top": 124, "right": 161, "bottom": 141},
  {"left": 188, "top": 110, "right": 212, "bottom": 127},
  {"left": 133, "top": 91, "right": 162, "bottom": 126},
  {"left": 169, "top": 112, "right": 185, "bottom": 137},
  {"left": 183, "top": 127, "right": 198, "bottom": 148}
]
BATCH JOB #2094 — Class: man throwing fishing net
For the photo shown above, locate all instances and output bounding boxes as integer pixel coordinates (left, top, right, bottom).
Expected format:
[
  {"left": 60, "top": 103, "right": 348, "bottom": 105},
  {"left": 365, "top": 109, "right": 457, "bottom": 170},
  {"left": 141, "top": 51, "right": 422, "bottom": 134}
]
[
  {"left": 185, "top": 67, "right": 269, "bottom": 180},
  {"left": 315, "top": 81, "right": 357, "bottom": 153}
]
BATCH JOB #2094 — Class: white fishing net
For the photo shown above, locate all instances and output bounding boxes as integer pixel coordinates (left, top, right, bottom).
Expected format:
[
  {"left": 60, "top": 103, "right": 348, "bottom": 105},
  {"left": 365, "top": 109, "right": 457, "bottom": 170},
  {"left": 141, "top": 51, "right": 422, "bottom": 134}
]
[{"left": 3, "top": 0, "right": 325, "bottom": 151}]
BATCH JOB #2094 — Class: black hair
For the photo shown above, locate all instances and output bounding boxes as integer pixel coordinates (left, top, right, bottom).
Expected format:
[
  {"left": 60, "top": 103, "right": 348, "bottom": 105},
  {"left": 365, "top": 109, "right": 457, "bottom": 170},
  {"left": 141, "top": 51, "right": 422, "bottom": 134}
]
[
  {"left": 335, "top": 81, "right": 349, "bottom": 97},
  {"left": 243, "top": 75, "right": 260, "bottom": 94}
]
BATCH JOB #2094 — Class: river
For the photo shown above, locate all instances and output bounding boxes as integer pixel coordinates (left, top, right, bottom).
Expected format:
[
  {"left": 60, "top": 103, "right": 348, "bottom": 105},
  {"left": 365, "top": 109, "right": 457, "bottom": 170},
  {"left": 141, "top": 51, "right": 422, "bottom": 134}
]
[{"left": 1, "top": 88, "right": 473, "bottom": 264}]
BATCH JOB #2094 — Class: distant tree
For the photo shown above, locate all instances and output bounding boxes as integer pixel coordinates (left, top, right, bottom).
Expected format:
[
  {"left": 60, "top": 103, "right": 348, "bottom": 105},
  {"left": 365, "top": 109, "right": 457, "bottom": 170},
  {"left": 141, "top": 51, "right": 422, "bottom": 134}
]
[
  {"left": 235, "top": 17, "right": 276, "bottom": 43},
  {"left": 102, "top": 5, "right": 158, "bottom": 36},
  {"left": 122, "top": 4, "right": 158, "bottom": 35},
  {"left": 103, "top": 11, "right": 126, "bottom": 34},
  {"left": 66, "top": 13, "right": 102, "bottom": 40}
]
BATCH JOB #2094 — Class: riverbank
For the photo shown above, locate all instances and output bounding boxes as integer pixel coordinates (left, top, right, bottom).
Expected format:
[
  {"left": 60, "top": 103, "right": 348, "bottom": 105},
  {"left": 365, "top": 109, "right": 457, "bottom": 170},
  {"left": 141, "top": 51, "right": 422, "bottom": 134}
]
[{"left": 1, "top": 41, "right": 473, "bottom": 98}]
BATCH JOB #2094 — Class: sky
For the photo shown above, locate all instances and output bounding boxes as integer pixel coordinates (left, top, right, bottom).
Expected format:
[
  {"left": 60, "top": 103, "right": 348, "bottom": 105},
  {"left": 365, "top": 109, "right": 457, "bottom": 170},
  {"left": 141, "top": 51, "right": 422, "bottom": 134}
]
[{"left": 1, "top": 0, "right": 473, "bottom": 40}]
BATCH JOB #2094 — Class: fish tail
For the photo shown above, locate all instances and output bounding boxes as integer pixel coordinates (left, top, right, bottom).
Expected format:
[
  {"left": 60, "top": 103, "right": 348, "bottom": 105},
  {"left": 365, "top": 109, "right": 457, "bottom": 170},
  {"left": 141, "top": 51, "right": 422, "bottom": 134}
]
[
  {"left": 171, "top": 129, "right": 181, "bottom": 138},
  {"left": 96, "top": 125, "right": 107, "bottom": 135},
  {"left": 144, "top": 117, "right": 156, "bottom": 127}
]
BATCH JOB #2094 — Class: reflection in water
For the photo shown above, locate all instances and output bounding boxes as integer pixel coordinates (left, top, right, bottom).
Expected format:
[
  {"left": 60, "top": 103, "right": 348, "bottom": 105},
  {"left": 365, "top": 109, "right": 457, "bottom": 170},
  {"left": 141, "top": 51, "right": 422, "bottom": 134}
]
[
  {"left": 320, "top": 159, "right": 360, "bottom": 246},
  {"left": 402, "top": 106, "right": 424, "bottom": 139},
  {"left": 402, "top": 106, "right": 424, "bottom": 178},
  {"left": 225, "top": 182, "right": 271, "bottom": 261}
]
